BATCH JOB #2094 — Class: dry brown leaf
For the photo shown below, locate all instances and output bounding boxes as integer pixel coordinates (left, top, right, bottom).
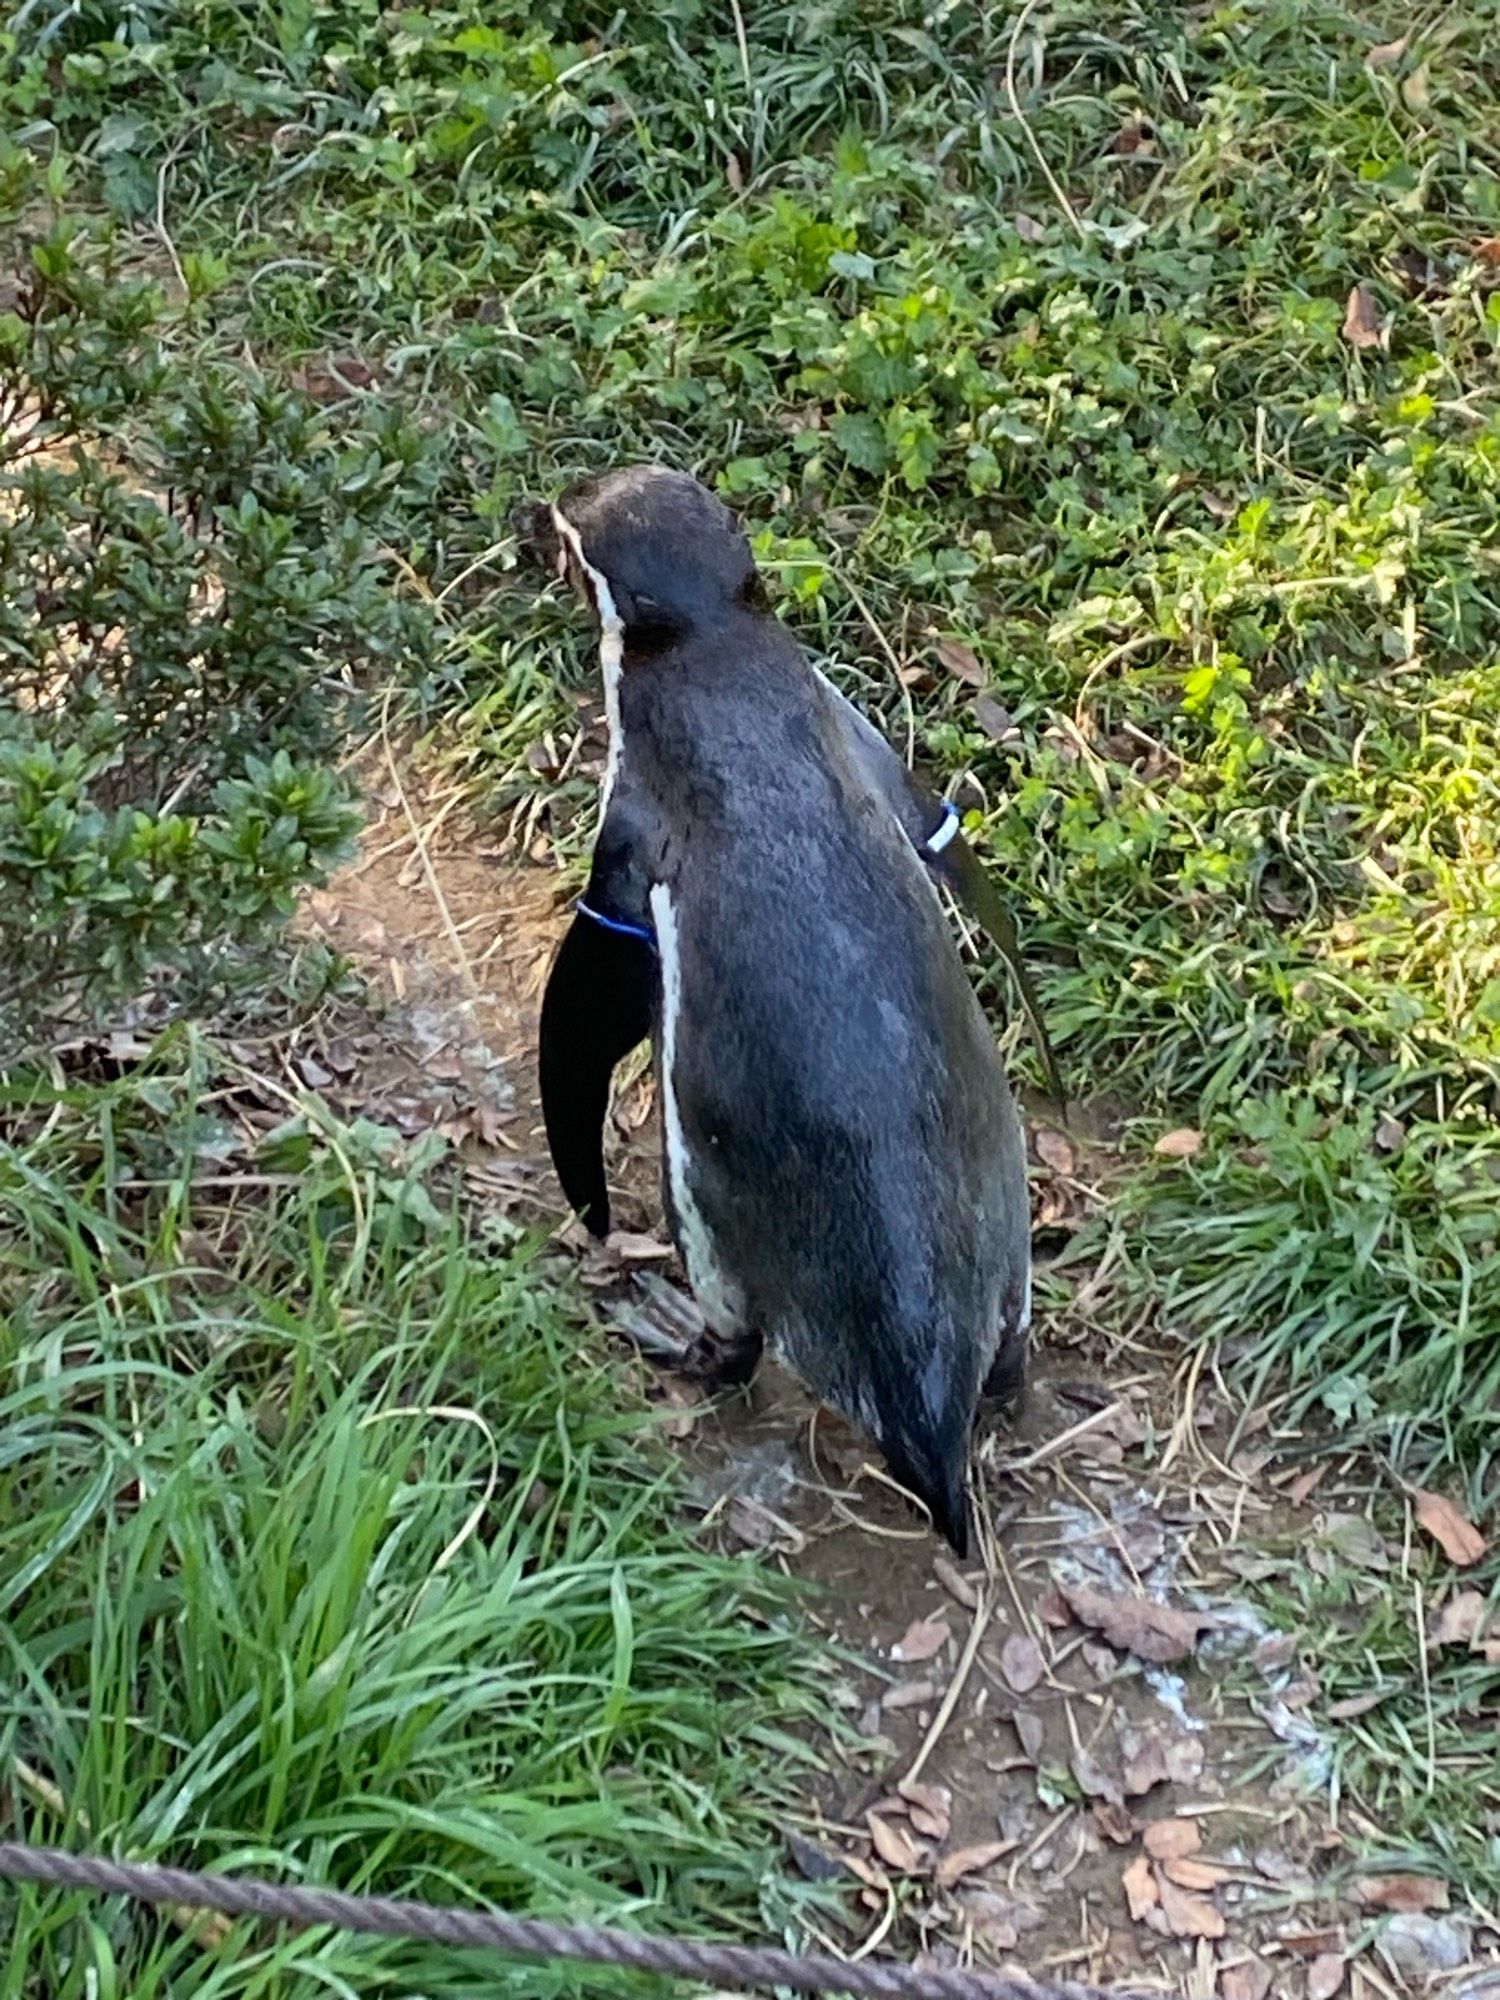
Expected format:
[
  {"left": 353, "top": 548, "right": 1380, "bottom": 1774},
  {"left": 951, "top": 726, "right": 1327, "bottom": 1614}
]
[
  {"left": 1162, "top": 1856, "right": 1230, "bottom": 1891},
  {"left": 1154, "top": 1126, "right": 1203, "bottom": 1159},
  {"left": 1374, "top": 1112, "right": 1405, "bottom": 1154},
  {"left": 935, "top": 637, "right": 986, "bottom": 687},
  {"left": 1123, "top": 1730, "right": 1203, "bottom": 1795},
  {"left": 1365, "top": 35, "right": 1409, "bottom": 67},
  {"left": 1037, "top": 1586, "right": 1073, "bottom": 1628},
  {"left": 1092, "top": 1800, "right": 1136, "bottom": 1846},
  {"left": 867, "top": 1810, "right": 924, "bottom": 1874},
  {"left": 1278, "top": 1929, "right": 1345, "bottom": 1957},
  {"left": 1060, "top": 1581, "right": 1214, "bottom": 1664},
  {"left": 899, "top": 1780, "right": 952, "bottom": 1843},
  {"left": 842, "top": 1851, "right": 890, "bottom": 1891},
  {"left": 1356, "top": 1874, "right": 1449, "bottom": 1914},
  {"left": 1068, "top": 1745, "right": 1123, "bottom": 1807},
  {"left": 1307, "top": 1954, "right": 1345, "bottom": 2000},
  {"left": 1432, "top": 1587, "right": 1486, "bottom": 1648},
  {"left": 1144, "top": 1818, "right": 1201, "bottom": 1861},
  {"left": 1287, "top": 1464, "right": 1328, "bottom": 1506},
  {"left": 1121, "top": 1854, "right": 1158, "bottom": 1921},
  {"left": 935, "top": 1841, "right": 1013, "bottom": 1889},
  {"left": 882, "top": 1680, "right": 938, "bottom": 1711},
  {"left": 1034, "top": 1128, "right": 1076, "bottom": 1176},
  {"left": 1342, "top": 283, "right": 1386, "bottom": 352},
  {"left": 1326, "top": 1689, "right": 1392, "bottom": 1721},
  {"left": 971, "top": 695, "right": 1015, "bottom": 742},
  {"left": 1012, "top": 1709, "right": 1045, "bottom": 1761},
  {"left": 725, "top": 152, "right": 744, "bottom": 192},
  {"left": 1219, "top": 1958, "right": 1272, "bottom": 2000},
  {"left": 933, "top": 1556, "right": 979, "bottom": 1610},
  {"left": 892, "top": 1614, "right": 951, "bottom": 1663},
  {"left": 1414, "top": 1489, "right": 1487, "bottom": 1566},
  {"left": 1157, "top": 1872, "right": 1225, "bottom": 1941},
  {"left": 1401, "top": 63, "right": 1432, "bottom": 112},
  {"left": 608, "top": 1231, "right": 674, "bottom": 1262},
  {"left": 999, "top": 1633, "right": 1046, "bottom": 1694}
]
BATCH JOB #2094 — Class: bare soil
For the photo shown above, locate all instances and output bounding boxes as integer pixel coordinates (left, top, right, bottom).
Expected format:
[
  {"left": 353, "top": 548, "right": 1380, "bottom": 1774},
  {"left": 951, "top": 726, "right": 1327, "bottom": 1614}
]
[{"left": 287, "top": 764, "right": 1487, "bottom": 2000}]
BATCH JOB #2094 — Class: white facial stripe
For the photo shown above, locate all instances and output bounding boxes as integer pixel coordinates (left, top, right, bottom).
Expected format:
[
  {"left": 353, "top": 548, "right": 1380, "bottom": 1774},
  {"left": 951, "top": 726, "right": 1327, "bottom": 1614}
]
[{"left": 552, "top": 504, "right": 624, "bottom": 813}]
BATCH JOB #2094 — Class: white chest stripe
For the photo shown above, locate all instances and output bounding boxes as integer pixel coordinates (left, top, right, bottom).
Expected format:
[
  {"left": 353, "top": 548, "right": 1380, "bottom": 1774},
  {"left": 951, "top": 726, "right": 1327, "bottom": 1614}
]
[
  {"left": 551, "top": 505, "right": 624, "bottom": 814},
  {"left": 648, "top": 882, "right": 743, "bottom": 1332}
]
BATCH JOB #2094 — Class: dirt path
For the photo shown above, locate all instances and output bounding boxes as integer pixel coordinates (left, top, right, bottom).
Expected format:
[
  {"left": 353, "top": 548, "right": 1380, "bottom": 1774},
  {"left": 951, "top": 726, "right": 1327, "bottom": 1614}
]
[{"left": 289, "top": 771, "right": 1483, "bottom": 2000}]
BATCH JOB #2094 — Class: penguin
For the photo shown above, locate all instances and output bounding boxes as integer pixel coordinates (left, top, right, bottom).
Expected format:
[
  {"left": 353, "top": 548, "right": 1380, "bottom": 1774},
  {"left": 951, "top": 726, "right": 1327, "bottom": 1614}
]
[{"left": 520, "top": 465, "right": 1055, "bottom": 1555}]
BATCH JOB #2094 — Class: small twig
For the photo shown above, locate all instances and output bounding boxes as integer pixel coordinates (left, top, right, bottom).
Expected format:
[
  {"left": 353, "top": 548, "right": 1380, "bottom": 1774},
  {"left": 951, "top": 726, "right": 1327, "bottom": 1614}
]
[
  {"left": 903, "top": 1593, "right": 993, "bottom": 1788},
  {"left": 997, "top": 1402, "right": 1123, "bottom": 1476},
  {"left": 1004, "top": 0, "right": 1084, "bottom": 239}
]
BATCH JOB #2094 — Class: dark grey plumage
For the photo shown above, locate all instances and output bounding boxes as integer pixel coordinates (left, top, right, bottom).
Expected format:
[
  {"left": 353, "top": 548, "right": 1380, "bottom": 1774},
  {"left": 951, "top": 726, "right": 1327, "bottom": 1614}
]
[{"left": 527, "top": 465, "right": 1034, "bottom": 1553}]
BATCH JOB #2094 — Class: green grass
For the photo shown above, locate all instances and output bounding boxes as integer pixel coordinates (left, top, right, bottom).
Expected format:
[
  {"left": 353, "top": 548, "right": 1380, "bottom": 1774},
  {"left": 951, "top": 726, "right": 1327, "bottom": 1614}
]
[
  {"left": 0, "top": 1043, "right": 827, "bottom": 1996},
  {"left": 5, "top": 0, "right": 1500, "bottom": 1926}
]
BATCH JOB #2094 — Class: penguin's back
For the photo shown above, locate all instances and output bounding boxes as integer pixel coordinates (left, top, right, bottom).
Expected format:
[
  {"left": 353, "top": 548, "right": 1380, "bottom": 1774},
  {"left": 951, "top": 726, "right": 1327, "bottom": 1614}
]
[{"left": 629, "top": 628, "right": 1030, "bottom": 1426}]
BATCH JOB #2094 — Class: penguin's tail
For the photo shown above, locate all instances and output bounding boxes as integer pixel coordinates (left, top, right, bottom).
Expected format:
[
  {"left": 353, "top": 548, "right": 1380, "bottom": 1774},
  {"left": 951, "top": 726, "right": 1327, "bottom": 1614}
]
[{"left": 882, "top": 1426, "right": 973, "bottom": 1558}]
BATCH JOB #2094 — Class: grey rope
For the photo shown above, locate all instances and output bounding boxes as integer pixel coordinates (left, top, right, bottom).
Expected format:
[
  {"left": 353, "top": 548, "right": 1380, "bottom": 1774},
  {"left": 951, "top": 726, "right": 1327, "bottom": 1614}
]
[{"left": 0, "top": 1843, "right": 1138, "bottom": 2000}]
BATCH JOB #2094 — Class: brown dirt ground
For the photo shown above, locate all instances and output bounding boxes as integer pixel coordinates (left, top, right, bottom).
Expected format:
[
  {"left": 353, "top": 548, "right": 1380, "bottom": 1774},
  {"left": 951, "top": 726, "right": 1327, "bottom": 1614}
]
[{"left": 285, "top": 760, "right": 1491, "bottom": 2000}]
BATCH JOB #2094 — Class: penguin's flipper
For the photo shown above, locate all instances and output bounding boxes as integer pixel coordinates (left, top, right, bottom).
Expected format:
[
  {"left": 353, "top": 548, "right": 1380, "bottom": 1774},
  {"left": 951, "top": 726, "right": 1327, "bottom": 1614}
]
[
  {"left": 538, "top": 912, "right": 656, "bottom": 1239},
  {"left": 822, "top": 680, "right": 1064, "bottom": 1104}
]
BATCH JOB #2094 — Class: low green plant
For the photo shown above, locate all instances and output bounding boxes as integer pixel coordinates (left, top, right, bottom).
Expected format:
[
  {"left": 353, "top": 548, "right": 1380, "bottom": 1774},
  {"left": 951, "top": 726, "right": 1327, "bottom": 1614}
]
[
  {"left": 0, "top": 218, "right": 431, "bottom": 1046},
  {"left": 0, "top": 1044, "right": 828, "bottom": 1997}
]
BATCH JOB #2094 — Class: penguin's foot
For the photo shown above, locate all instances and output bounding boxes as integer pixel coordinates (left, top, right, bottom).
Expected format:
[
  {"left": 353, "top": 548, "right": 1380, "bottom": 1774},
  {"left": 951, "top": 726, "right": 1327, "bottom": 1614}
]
[
  {"left": 607, "top": 1311, "right": 763, "bottom": 1392},
  {"left": 609, "top": 1309, "right": 695, "bottom": 1368},
  {"left": 679, "top": 1326, "right": 765, "bottom": 1392},
  {"left": 981, "top": 1340, "right": 1028, "bottom": 1412}
]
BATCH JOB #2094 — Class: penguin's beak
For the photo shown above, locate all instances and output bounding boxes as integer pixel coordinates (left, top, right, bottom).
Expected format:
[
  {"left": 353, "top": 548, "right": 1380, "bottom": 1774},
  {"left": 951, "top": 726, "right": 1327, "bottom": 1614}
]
[{"left": 514, "top": 498, "right": 563, "bottom": 577}]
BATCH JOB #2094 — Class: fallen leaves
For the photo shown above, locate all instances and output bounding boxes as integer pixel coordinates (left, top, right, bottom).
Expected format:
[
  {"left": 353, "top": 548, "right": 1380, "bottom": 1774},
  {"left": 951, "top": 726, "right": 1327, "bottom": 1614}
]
[
  {"left": 935, "top": 637, "right": 986, "bottom": 687},
  {"left": 970, "top": 695, "right": 1016, "bottom": 743},
  {"left": 1365, "top": 35, "right": 1409, "bottom": 68},
  {"left": 998, "top": 1633, "right": 1045, "bottom": 1694},
  {"left": 1122, "top": 1727, "right": 1204, "bottom": 1795},
  {"left": 1341, "top": 283, "right": 1386, "bottom": 352},
  {"left": 1307, "top": 1954, "right": 1346, "bottom": 2000},
  {"left": 1154, "top": 1126, "right": 1203, "bottom": 1159},
  {"left": 935, "top": 1841, "right": 1012, "bottom": 1889},
  {"left": 1012, "top": 1708, "right": 1045, "bottom": 1762},
  {"left": 1122, "top": 1853, "right": 1158, "bottom": 1920},
  {"left": 1431, "top": 1587, "right": 1486, "bottom": 1648},
  {"left": 1413, "top": 1489, "right": 1487, "bottom": 1567},
  {"left": 933, "top": 1557, "right": 978, "bottom": 1610},
  {"left": 899, "top": 1780, "right": 952, "bottom": 1842},
  {"left": 1357, "top": 1875, "right": 1450, "bottom": 1915},
  {"left": 891, "top": 1614, "right": 950, "bottom": 1663},
  {"left": 1144, "top": 1817, "right": 1201, "bottom": 1861},
  {"left": 1033, "top": 1127, "right": 1076, "bottom": 1176},
  {"left": 867, "top": 1809, "right": 924, "bottom": 1874},
  {"left": 1220, "top": 1958, "right": 1272, "bottom": 2000},
  {"left": 1060, "top": 1581, "right": 1215, "bottom": 1664},
  {"left": 1157, "top": 1872, "right": 1226, "bottom": 1941}
]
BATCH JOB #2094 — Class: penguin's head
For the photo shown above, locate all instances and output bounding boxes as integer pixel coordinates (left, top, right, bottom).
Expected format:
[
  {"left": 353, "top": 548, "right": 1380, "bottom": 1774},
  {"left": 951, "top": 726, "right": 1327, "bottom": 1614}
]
[{"left": 517, "top": 465, "right": 766, "bottom": 648}]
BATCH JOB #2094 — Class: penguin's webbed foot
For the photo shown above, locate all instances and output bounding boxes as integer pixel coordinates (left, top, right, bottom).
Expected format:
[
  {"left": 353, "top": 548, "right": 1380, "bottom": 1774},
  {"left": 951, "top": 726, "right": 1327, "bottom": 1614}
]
[
  {"left": 680, "top": 1326, "right": 765, "bottom": 1392},
  {"left": 607, "top": 1314, "right": 764, "bottom": 1393},
  {"left": 981, "top": 1340, "right": 1028, "bottom": 1411}
]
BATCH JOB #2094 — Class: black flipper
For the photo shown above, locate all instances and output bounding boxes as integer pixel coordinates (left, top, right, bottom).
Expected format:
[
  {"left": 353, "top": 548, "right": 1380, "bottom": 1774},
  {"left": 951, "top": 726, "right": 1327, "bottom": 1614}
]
[
  {"left": 539, "top": 915, "right": 656, "bottom": 1239},
  {"left": 823, "top": 679, "right": 1064, "bottom": 1105}
]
